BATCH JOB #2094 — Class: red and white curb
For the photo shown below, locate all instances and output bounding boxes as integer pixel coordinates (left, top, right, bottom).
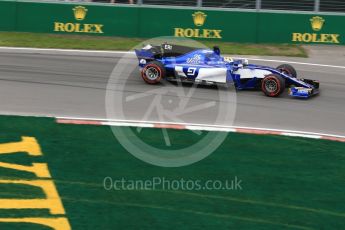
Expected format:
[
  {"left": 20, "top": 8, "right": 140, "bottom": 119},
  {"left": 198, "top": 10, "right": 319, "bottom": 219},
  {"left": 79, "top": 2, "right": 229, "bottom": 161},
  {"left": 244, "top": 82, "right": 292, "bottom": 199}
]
[{"left": 56, "top": 117, "right": 345, "bottom": 143}]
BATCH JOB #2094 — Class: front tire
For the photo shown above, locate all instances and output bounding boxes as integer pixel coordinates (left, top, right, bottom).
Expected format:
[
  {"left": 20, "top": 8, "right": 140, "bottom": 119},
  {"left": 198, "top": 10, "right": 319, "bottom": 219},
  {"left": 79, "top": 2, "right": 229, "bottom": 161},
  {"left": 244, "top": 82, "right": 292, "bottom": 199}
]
[
  {"left": 261, "top": 74, "right": 285, "bottom": 97},
  {"left": 277, "top": 64, "right": 297, "bottom": 78},
  {"left": 141, "top": 61, "right": 166, "bottom": 84}
]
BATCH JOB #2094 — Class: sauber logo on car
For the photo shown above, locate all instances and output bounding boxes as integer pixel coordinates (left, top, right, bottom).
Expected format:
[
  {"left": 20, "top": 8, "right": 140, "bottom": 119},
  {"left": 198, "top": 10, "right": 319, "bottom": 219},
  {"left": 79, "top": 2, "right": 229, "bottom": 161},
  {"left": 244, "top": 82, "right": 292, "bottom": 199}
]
[
  {"left": 54, "top": 6, "right": 104, "bottom": 34},
  {"left": 174, "top": 11, "right": 222, "bottom": 39},
  {"left": 186, "top": 54, "right": 202, "bottom": 64},
  {"left": 292, "top": 16, "right": 340, "bottom": 44}
]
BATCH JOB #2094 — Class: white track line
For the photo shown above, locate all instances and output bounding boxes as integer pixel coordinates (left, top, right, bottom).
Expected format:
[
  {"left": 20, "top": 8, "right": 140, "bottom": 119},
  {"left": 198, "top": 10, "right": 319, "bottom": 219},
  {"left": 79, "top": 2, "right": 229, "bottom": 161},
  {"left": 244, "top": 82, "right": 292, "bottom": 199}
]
[
  {"left": 1, "top": 46, "right": 345, "bottom": 69},
  {"left": 0, "top": 46, "right": 132, "bottom": 54},
  {"left": 281, "top": 132, "right": 322, "bottom": 139},
  {"left": 56, "top": 116, "right": 345, "bottom": 141}
]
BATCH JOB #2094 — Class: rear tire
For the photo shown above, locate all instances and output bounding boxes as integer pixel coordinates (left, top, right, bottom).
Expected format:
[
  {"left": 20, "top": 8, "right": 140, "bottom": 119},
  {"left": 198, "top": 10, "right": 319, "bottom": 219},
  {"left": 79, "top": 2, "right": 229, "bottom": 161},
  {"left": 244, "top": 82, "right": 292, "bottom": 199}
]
[
  {"left": 261, "top": 74, "right": 285, "bottom": 97},
  {"left": 277, "top": 64, "right": 297, "bottom": 78},
  {"left": 141, "top": 61, "right": 166, "bottom": 84}
]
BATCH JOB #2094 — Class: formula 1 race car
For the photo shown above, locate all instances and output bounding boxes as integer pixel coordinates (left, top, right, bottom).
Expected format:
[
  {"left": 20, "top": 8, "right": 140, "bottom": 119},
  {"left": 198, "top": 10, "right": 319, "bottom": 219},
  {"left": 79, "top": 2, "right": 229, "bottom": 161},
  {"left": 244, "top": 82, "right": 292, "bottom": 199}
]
[{"left": 135, "top": 44, "right": 319, "bottom": 98}]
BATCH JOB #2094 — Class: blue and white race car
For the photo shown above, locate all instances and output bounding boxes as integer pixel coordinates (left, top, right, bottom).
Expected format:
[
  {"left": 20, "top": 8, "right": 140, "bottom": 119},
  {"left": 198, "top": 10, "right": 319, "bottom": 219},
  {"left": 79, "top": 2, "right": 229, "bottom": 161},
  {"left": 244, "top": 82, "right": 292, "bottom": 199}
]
[{"left": 135, "top": 44, "right": 319, "bottom": 98}]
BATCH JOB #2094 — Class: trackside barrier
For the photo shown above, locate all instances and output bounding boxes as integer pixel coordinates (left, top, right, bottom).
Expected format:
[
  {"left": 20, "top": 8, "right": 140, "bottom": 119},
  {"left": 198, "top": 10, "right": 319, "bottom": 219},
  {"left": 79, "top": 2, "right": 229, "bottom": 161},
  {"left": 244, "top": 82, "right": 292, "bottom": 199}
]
[{"left": 0, "top": 1, "right": 344, "bottom": 44}]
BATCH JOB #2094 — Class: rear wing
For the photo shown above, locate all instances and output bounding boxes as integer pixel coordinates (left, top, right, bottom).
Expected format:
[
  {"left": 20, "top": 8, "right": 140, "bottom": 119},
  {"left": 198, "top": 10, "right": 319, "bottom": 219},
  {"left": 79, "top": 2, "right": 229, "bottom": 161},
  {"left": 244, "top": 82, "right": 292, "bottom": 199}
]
[{"left": 134, "top": 44, "right": 160, "bottom": 61}]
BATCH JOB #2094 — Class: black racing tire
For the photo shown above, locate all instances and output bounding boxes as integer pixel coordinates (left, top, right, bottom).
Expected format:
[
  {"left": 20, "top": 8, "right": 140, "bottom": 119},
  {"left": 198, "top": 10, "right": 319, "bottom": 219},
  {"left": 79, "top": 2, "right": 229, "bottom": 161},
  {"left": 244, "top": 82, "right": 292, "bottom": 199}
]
[
  {"left": 261, "top": 74, "right": 286, "bottom": 97},
  {"left": 277, "top": 64, "right": 297, "bottom": 78},
  {"left": 141, "top": 61, "right": 166, "bottom": 84}
]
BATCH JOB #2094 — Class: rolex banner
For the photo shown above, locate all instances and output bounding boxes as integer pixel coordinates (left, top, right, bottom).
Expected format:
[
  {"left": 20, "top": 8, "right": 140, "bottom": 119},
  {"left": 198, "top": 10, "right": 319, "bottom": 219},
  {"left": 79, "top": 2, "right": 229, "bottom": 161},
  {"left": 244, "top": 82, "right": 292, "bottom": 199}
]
[
  {"left": 137, "top": 8, "right": 257, "bottom": 42},
  {"left": 13, "top": 1, "right": 139, "bottom": 37},
  {"left": 257, "top": 12, "right": 343, "bottom": 44},
  {"left": 0, "top": 1, "right": 344, "bottom": 45}
]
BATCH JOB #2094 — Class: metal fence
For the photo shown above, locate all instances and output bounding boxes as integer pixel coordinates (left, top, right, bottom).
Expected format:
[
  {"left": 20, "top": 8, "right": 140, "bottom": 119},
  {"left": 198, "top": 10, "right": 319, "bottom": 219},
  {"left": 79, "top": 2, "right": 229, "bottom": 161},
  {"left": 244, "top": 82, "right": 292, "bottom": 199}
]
[{"left": 48, "top": 0, "right": 345, "bottom": 13}]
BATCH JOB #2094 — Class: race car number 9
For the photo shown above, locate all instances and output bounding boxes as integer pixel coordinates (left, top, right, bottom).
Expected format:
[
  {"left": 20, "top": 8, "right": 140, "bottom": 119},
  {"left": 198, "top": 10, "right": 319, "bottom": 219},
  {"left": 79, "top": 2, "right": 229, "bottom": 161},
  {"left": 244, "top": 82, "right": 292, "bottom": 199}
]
[{"left": 187, "top": 67, "right": 197, "bottom": 76}]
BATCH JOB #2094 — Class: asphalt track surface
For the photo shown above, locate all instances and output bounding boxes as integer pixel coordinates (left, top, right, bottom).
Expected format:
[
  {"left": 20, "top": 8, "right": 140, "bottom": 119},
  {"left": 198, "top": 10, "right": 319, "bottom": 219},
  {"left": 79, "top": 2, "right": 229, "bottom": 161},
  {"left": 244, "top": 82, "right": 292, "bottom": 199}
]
[{"left": 0, "top": 46, "right": 344, "bottom": 136}]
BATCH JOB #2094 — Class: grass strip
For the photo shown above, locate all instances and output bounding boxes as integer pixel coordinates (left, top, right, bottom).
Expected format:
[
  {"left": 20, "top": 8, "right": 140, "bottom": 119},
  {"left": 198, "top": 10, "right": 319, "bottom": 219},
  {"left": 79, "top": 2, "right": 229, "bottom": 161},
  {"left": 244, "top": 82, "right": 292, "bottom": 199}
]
[{"left": 0, "top": 32, "right": 307, "bottom": 57}]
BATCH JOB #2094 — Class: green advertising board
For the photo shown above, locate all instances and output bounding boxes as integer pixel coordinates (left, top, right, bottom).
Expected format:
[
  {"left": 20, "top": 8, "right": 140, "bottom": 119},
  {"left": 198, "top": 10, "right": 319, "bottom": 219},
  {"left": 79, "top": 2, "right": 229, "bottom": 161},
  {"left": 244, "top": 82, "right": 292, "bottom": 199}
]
[
  {"left": 258, "top": 12, "right": 344, "bottom": 44},
  {"left": 0, "top": 1, "right": 16, "bottom": 31},
  {"left": 137, "top": 8, "right": 257, "bottom": 43},
  {"left": 0, "top": 0, "right": 344, "bottom": 45},
  {"left": 16, "top": 2, "right": 139, "bottom": 37}
]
